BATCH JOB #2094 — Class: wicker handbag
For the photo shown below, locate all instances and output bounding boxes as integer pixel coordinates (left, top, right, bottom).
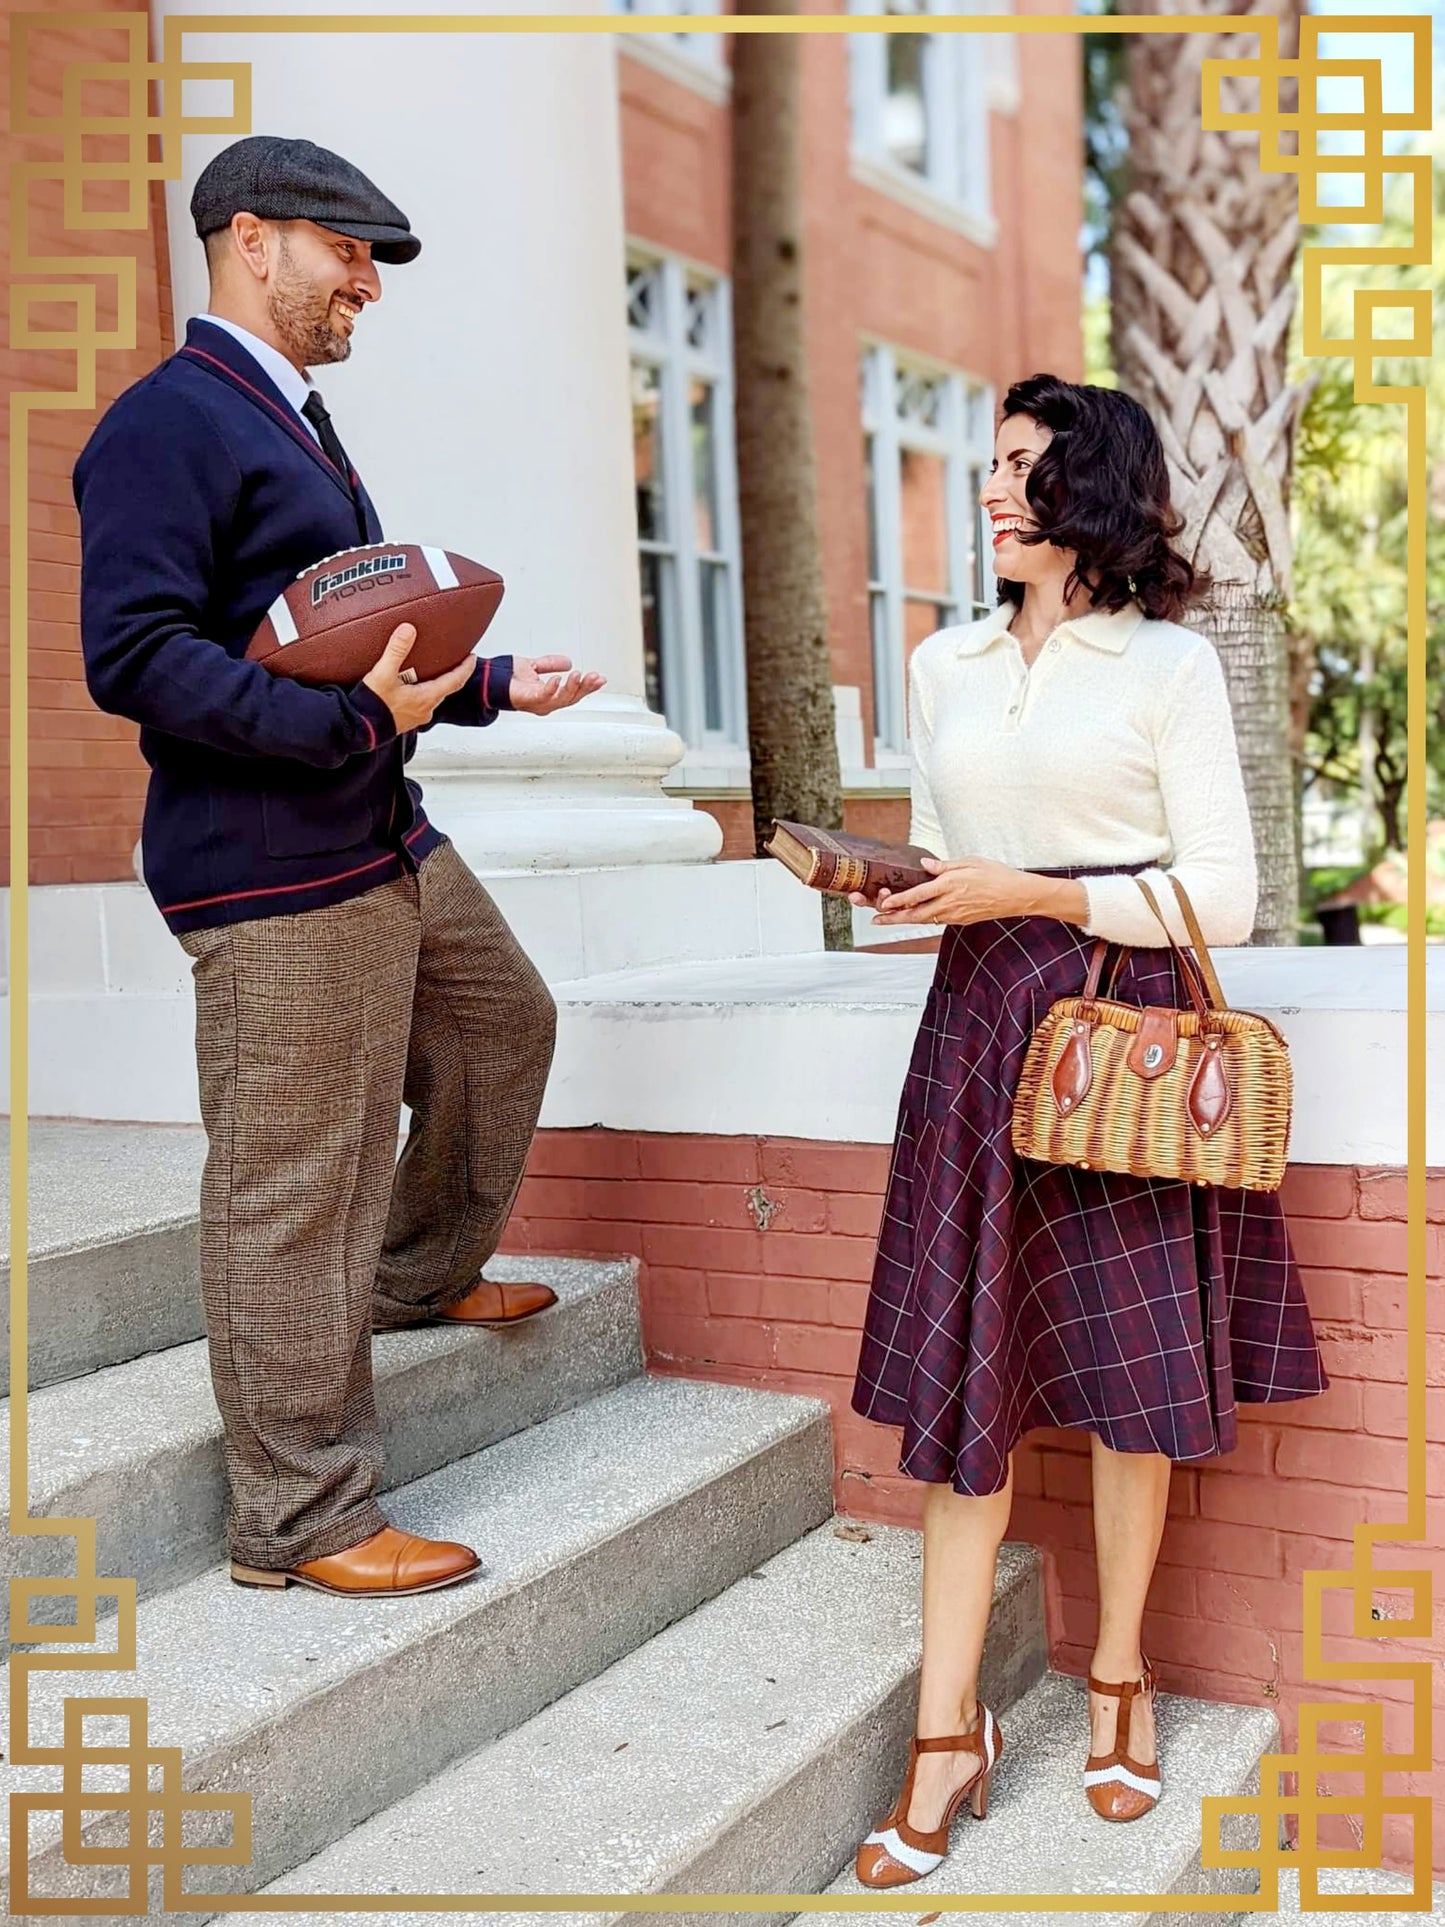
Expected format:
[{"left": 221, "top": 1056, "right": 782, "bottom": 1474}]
[{"left": 1011, "top": 876, "right": 1292, "bottom": 1192}]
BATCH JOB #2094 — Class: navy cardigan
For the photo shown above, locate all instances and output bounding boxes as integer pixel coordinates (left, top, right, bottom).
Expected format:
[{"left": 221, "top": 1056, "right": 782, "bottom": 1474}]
[{"left": 73, "top": 317, "right": 513, "bottom": 934}]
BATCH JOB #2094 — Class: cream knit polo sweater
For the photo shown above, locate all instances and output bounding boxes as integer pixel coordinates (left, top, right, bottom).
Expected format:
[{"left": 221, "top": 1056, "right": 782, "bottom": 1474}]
[{"left": 906, "top": 599, "right": 1257, "bottom": 949}]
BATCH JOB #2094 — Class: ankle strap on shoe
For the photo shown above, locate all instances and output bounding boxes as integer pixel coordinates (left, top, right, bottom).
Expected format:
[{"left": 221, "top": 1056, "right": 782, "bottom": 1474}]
[
  {"left": 914, "top": 1731, "right": 980, "bottom": 1754},
  {"left": 912, "top": 1704, "right": 993, "bottom": 1756},
  {"left": 1087, "top": 1659, "right": 1155, "bottom": 1706}
]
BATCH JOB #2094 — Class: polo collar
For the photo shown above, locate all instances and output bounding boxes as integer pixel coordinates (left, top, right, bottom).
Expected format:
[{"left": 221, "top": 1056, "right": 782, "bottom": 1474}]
[{"left": 952, "top": 599, "right": 1145, "bottom": 656}]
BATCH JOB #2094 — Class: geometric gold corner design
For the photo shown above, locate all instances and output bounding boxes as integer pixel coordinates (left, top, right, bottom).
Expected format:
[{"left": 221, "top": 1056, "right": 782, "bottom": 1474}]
[
  {"left": 6, "top": 10, "right": 1433, "bottom": 1914},
  {"left": 1198, "top": 10, "right": 1434, "bottom": 1909},
  {"left": 7, "top": 9, "right": 252, "bottom": 1913}
]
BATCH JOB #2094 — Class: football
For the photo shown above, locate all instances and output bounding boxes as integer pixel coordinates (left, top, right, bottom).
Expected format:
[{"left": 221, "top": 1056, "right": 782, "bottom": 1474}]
[{"left": 246, "top": 543, "right": 504, "bottom": 687}]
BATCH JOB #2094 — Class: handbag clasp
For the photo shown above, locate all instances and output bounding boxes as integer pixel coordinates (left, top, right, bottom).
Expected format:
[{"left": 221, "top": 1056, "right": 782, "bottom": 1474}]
[{"left": 1127, "top": 1007, "right": 1179, "bottom": 1081}]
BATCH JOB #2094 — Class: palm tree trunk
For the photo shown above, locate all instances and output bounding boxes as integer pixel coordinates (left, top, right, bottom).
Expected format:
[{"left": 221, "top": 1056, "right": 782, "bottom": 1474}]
[
  {"left": 731, "top": 2, "right": 850, "bottom": 949},
  {"left": 1110, "top": 0, "right": 1308, "bottom": 943},
  {"left": 1207, "top": 582, "right": 1299, "bottom": 941}
]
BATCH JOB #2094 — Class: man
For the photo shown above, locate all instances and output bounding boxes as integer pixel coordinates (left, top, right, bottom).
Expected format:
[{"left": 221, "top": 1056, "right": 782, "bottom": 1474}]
[{"left": 73, "top": 136, "right": 604, "bottom": 1600}]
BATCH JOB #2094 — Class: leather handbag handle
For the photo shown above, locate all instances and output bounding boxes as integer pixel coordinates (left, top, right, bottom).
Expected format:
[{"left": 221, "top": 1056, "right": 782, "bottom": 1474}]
[
  {"left": 1081, "top": 940, "right": 1133, "bottom": 1007},
  {"left": 1166, "top": 875, "right": 1229, "bottom": 1009},
  {"left": 1082, "top": 939, "right": 1110, "bottom": 1002},
  {"left": 1123, "top": 880, "right": 1213, "bottom": 1019},
  {"left": 1135, "top": 877, "right": 1227, "bottom": 1012}
]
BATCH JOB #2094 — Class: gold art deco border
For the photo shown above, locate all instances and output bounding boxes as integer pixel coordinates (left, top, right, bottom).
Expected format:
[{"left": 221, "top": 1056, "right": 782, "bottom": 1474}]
[{"left": 4, "top": 7, "right": 1433, "bottom": 1916}]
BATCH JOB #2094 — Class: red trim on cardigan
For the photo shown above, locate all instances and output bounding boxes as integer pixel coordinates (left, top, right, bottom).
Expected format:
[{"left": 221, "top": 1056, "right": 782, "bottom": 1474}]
[
  {"left": 161, "top": 819, "right": 432, "bottom": 916},
  {"left": 180, "top": 347, "right": 350, "bottom": 490}
]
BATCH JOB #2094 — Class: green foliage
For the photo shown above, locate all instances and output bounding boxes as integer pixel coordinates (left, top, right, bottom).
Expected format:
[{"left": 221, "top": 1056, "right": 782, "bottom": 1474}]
[
  {"left": 1289, "top": 139, "right": 1445, "bottom": 862},
  {"left": 1077, "top": 14, "right": 1441, "bottom": 901},
  {"left": 1081, "top": 0, "right": 1126, "bottom": 269},
  {"left": 1083, "top": 291, "right": 1117, "bottom": 386}
]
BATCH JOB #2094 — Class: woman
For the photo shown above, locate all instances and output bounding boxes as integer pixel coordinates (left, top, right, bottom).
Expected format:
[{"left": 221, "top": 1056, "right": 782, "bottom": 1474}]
[{"left": 848, "top": 375, "right": 1326, "bottom": 1889}]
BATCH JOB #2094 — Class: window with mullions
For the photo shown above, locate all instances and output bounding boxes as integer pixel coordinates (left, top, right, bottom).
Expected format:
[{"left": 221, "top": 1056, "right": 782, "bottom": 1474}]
[
  {"left": 863, "top": 345, "right": 994, "bottom": 752},
  {"left": 612, "top": 0, "right": 726, "bottom": 72},
  {"left": 848, "top": 0, "right": 992, "bottom": 226},
  {"left": 628, "top": 255, "right": 745, "bottom": 751}
]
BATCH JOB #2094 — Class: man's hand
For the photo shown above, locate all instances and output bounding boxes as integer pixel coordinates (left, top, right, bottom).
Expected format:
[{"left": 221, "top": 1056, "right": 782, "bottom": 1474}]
[
  {"left": 362, "top": 624, "right": 476, "bottom": 731},
  {"left": 509, "top": 654, "right": 607, "bottom": 714}
]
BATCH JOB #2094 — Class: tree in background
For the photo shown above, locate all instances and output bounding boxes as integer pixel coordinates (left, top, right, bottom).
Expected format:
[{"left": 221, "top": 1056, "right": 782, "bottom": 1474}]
[
  {"left": 1081, "top": 11, "right": 1123, "bottom": 388},
  {"left": 1108, "top": 0, "right": 1310, "bottom": 944},
  {"left": 731, "top": 0, "right": 851, "bottom": 949},
  {"left": 1290, "top": 139, "right": 1445, "bottom": 882}
]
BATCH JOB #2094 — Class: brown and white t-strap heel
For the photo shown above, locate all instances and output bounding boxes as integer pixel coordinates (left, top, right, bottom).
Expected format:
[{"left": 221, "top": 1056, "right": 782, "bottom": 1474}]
[
  {"left": 1083, "top": 1659, "right": 1161, "bottom": 1821},
  {"left": 855, "top": 1704, "right": 1003, "bottom": 1888}
]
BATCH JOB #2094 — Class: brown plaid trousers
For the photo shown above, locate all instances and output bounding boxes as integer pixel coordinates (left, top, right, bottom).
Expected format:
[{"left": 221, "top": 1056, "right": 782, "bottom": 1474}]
[{"left": 179, "top": 841, "right": 556, "bottom": 1569}]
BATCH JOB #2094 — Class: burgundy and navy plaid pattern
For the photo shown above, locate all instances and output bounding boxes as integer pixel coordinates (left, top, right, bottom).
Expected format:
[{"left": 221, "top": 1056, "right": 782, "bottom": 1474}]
[{"left": 851, "top": 878, "right": 1328, "bottom": 1496}]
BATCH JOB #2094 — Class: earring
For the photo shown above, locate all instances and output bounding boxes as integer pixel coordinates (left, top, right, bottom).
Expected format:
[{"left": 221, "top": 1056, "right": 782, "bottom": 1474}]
[{"left": 1127, "top": 575, "right": 1138, "bottom": 596}]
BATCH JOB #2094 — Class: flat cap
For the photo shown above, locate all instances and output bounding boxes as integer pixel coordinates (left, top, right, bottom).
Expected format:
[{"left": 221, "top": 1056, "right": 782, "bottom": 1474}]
[{"left": 191, "top": 135, "right": 421, "bottom": 264}]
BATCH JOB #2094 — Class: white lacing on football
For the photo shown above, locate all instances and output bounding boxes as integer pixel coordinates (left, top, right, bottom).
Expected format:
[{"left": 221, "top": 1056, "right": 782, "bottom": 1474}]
[
  {"left": 294, "top": 544, "right": 373, "bottom": 578},
  {"left": 1083, "top": 1760, "right": 1161, "bottom": 1798}
]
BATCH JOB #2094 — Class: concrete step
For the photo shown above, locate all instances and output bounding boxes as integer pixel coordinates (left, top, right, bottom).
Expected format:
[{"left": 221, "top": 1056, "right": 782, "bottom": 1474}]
[
  {"left": 2, "top": 1374, "right": 834, "bottom": 1919},
  {"left": 232, "top": 1525, "right": 1045, "bottom": 1926},
  {"left": 816, "top": 1669, "right": 1280, "bottom": 1925},
  {"left": 1, "top": 1254, "right": 641, "bottom": 1638},
  {"left": 0, "top": 1120, "right": 207, "bottom": 1393}
]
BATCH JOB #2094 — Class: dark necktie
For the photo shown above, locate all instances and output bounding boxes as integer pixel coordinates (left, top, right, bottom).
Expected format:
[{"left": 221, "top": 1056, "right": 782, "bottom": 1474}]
[{"left": 302, "top": 390, "right": 368, "bottom": 541}]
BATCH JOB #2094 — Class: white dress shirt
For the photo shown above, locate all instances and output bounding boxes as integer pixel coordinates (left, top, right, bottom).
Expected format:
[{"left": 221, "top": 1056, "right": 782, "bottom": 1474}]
[
  {"left": 906, "top": 600, "right": 1258, "bottom": 949},
  {"left": 195, "top": 314, "right": 321, "bottom": 444}
]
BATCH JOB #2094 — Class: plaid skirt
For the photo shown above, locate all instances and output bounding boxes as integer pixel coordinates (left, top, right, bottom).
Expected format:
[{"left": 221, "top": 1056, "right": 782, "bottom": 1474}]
[{"left": 851, "top": 885, "right": 1328, "bottom": 1496}]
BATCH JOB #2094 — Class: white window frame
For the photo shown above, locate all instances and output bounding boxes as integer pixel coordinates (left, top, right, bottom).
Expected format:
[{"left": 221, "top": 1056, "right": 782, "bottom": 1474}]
[
  {"left": 628, "top": 248, "right": 747, "bottom": 754},
  {"left": 611, "top": 0, "right": 730, "bottom": 102},
  {"left": 863, "top": 343, "right": 994, "bottom": 753},
  {"left": 848, "top": 0, "right": 994, "bottom": 241}
]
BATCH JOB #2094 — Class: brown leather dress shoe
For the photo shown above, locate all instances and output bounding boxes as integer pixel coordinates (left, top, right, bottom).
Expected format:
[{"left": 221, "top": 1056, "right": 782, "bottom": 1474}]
[
  {"left": 230, "top": 1524, "right": 480, "bottom": 1597},
  {"left": 433, "top": 1278, "right": 557, "bottom": 1327}
]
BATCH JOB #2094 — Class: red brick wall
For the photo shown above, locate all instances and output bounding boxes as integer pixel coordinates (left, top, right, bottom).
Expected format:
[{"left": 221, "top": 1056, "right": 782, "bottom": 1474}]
[
  {"left": 618, "top": 38, "right": 732, "bottom": 272},
  {"left": 621, "top": 13, "right": 1084, "bottom": 763},
  {"left": 5, "top": 4, "right": 175, "bottom": 885},
  {"left": 506, "top": 1130, "right": 1443, "bottom": 1872},
  {"left": 800, "top": 14, "right": 1084, "bottom": 750}
]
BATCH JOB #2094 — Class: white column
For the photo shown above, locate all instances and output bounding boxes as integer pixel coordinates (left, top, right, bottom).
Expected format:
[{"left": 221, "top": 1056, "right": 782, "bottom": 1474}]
[{"left": 154, "top": 0, "right": 721, "bottom": 869}]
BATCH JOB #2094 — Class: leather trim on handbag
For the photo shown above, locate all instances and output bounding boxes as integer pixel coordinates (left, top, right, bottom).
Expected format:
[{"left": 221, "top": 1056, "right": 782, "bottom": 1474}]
[{"left": 1011, "top": 873, "right": 1292, "bottom": 1191}]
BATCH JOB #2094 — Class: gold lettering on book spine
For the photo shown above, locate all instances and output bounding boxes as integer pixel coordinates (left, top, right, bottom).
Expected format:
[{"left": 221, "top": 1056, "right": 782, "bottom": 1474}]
[{"left": 801, "top": 826, "right": 860, "bottom": 895}]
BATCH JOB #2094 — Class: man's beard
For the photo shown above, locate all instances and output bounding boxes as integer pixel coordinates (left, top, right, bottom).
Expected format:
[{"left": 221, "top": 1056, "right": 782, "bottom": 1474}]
[{"left": 267, "top": 237, "right": 351, "bottom": 368}]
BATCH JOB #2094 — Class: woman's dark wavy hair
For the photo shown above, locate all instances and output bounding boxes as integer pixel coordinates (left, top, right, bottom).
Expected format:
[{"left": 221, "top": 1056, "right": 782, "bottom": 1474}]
[{"left": 994, "top": 374, "right": 1210, "bottom": 622}]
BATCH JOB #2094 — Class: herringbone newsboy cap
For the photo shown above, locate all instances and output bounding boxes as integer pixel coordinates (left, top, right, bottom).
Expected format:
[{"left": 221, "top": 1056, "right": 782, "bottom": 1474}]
[{"left": 191, "top": 135, "right": 421, "bottom": 264}]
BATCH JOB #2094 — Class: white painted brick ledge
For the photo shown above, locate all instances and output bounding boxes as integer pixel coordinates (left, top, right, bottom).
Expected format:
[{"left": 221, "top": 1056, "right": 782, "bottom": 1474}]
[
  {"left": 4, "top": 881, "right": 1438, "bottom": 1166},
  {"left": 543, "top": 949, "right": 1436, "bottom": 1167}
]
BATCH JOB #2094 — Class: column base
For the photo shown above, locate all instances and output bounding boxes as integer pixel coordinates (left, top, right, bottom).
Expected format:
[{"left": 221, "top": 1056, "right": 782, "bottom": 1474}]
[{"left": 412, "top": 699, "right": 725, "bottom": 871}]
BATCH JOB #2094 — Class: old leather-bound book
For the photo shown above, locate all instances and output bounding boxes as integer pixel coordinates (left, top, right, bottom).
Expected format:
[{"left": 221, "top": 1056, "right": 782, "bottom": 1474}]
[{"left": 765, "top": 821, "right": 936, "bottom": 897}]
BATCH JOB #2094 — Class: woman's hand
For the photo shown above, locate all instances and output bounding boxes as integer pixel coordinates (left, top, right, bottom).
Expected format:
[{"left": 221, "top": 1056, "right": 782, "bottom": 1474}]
[{"left": 848, "top": 857, "right": 1088, "bottom": 927}]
